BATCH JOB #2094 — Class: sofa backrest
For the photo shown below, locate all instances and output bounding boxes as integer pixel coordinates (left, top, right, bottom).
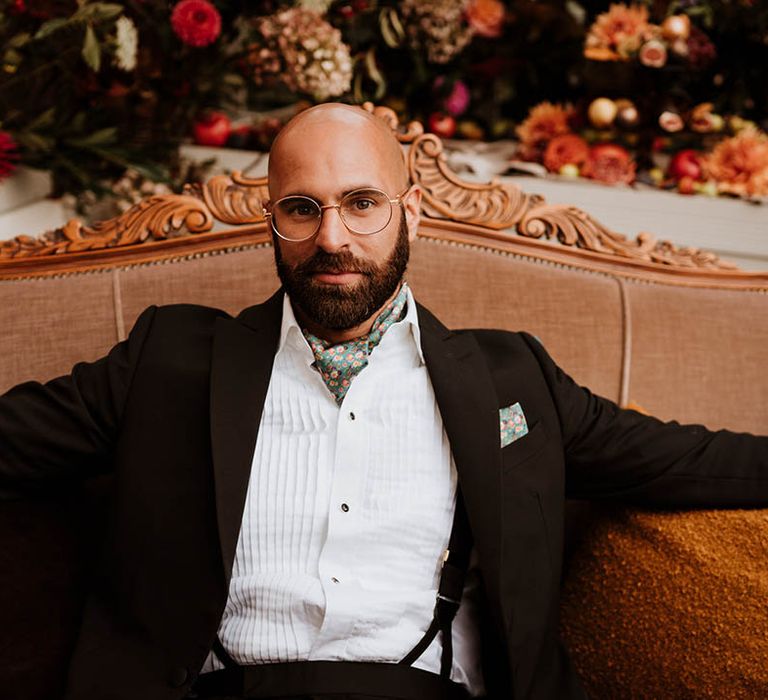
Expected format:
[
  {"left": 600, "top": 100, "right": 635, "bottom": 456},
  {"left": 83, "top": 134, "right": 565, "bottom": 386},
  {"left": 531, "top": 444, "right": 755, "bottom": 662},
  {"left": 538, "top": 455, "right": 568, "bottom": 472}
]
[{"left": 3, "top": 231, "right": 765, "bottom": 435}]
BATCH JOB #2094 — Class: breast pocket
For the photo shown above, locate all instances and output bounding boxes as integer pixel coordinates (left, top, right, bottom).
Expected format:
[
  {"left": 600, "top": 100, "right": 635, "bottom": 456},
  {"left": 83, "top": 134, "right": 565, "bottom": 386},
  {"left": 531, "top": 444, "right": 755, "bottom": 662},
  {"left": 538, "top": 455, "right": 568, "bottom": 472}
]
[{"left": 501, "top": 421, "right": 548, "bottom": 471}]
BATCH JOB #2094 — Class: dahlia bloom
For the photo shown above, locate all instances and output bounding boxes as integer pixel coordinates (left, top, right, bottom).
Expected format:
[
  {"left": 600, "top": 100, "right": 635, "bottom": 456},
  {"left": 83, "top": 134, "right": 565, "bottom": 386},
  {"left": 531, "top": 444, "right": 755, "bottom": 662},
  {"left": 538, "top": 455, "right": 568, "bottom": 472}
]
[
  {"left": 704, "top": 128, "right": 768, "bottom": 197},
  {"left": 585, "top": 3, "right": 651, "bottom": 60},
  {"left": 544, "top": 134, "right": 590, "bottom": 173},
  {"left": 171, "top": 0, "right": 222, "bottom": 48},
  {"left": 582, "top": 143, "right": 636, "bottom": 185},
  {"left": 516, "top": 102, "right": 573, "bottom": 148}
]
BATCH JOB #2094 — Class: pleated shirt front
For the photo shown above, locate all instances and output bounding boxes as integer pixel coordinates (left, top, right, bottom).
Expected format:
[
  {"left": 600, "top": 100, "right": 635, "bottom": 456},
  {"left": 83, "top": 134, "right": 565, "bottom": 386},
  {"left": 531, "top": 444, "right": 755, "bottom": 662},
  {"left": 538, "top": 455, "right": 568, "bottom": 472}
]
[{"left": 204, "top": 289, "right": 484, "bottom": 694}]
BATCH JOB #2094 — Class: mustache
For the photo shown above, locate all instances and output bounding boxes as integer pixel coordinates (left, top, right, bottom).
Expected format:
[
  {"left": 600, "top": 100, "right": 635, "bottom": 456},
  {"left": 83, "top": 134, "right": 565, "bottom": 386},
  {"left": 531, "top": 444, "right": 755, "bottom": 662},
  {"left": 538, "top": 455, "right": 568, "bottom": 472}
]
[{"left": 295, "top": 250, "right": 377, "bottom": 276}]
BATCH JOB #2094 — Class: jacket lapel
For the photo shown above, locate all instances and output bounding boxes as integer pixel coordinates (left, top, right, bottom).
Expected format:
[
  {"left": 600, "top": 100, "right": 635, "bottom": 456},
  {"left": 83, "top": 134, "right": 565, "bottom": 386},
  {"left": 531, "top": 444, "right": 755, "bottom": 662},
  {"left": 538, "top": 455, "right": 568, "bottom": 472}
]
[
  {"left": 417, "top": 304, "right": 504, "bottom": 609},
  {"left": 210, "top": 290, "right": 283, "bottom": 580}
]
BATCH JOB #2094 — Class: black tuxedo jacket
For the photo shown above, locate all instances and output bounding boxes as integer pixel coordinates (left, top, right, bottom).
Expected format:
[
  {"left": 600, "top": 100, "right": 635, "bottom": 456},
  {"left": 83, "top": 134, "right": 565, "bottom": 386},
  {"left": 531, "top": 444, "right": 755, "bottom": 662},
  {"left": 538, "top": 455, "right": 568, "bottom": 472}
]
[{"left": 1, "top": 291, "right": 766, "bottom": 700}]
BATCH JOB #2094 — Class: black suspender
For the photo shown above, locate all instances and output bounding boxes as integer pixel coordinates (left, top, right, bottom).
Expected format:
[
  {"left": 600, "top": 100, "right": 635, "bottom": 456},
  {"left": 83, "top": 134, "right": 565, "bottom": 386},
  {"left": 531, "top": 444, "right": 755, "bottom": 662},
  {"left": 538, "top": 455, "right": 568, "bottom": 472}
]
[
  {"left": 399, "top": 490, "right": 472, "bottom": 678},
  {"left": 212, "top": 490, "right": 473, "bottom": 680}
]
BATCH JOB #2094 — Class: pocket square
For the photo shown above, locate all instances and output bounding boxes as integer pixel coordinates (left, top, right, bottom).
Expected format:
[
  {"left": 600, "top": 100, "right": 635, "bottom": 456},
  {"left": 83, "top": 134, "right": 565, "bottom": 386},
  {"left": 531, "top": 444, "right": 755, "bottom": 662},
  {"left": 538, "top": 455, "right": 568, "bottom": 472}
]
[{"left": 499, "top": 402, "right": 529, "bottom": 447}]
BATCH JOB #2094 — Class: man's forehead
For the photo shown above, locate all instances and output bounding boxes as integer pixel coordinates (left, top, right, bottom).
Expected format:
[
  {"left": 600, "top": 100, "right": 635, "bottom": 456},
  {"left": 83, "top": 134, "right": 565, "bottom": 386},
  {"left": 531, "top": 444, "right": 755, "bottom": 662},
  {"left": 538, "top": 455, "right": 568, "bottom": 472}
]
[
  {"left": 267, "top": 103, "right": 407, "bottom": 196},
  {"left": 272, "top": 103, "right": 392, "bottom": 146}
]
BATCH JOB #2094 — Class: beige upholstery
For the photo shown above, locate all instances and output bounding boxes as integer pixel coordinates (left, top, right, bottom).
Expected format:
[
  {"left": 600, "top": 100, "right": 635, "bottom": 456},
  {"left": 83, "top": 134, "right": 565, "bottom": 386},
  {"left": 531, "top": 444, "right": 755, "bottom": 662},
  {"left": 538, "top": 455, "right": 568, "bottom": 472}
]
[
  {"left": 0, "top": 273, "right": 117, "bottom": 392},
  {"left": 625, "top": 281, "right": 768, "bottom": 433},
  {"left": 117, "top": 245, "right": 281, "bottom": 336},
  {"left": 410, "top": 238, "right": 626, "bottom": 402}
]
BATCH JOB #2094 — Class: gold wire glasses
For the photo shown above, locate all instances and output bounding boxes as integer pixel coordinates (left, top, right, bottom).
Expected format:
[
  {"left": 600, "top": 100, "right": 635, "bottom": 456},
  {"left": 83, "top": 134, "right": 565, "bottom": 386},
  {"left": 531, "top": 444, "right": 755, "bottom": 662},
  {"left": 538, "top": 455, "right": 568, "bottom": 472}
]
[{"left": 264, "top": 187, "right": 409, "bottom": 242}]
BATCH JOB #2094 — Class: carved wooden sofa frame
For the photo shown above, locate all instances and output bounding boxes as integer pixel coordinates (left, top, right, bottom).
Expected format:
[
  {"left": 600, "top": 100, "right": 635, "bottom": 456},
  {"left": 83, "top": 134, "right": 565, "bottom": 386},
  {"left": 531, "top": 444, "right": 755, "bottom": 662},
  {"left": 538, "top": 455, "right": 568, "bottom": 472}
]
[{"left": 1, "top": 104, "right": 766, "bottom": 699}]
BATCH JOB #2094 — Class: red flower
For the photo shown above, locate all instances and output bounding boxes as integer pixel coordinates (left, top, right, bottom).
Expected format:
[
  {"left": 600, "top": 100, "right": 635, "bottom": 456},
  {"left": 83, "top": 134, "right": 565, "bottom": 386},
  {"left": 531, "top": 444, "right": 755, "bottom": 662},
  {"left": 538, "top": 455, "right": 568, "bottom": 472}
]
[
  {"left": 171, "top": 0, "right": 222, "bottom": 48},
  {"left": 0, "top": 131, "right": 19, "bottom": 182},
  {"left": 582, "top": 143, "right": 636, "bottom": 185},
  {"left": 543, "top": 134, "right": 589, "bottom": 172}
]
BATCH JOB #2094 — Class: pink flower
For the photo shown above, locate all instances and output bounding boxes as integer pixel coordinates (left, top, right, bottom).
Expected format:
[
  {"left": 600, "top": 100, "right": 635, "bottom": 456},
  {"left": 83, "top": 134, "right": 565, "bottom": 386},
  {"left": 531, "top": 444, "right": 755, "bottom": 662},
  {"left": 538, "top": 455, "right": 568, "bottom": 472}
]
[
  {"left": 444, "top": 80, "right": 470, "bottom": 116},
  {"left": 171, "top": 0, "right": 222, "bottom": 48}
]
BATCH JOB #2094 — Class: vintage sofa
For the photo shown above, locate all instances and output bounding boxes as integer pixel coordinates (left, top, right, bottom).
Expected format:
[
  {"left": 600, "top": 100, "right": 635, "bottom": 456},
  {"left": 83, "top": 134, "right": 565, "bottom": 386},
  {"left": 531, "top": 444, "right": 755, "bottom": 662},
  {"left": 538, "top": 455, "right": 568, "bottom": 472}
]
[{"left": 1, "top": 105, "right": 766, "bottom": 699}]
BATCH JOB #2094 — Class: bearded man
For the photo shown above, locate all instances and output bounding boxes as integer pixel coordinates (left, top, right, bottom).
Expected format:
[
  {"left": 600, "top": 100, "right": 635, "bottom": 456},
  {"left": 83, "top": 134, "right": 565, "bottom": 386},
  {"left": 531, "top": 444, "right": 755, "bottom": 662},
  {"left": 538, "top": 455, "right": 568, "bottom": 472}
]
[{"left": 0, "top": 104, "right": 766, "bottom": 700}]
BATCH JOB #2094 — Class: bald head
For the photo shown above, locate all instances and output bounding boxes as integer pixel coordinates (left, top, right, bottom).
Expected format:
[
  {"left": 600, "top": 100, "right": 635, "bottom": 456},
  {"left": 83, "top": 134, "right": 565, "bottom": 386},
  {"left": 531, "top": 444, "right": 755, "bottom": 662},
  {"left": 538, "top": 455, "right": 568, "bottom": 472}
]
[{"left": 267, "top": 103, "right": 409, "bottom": 199}]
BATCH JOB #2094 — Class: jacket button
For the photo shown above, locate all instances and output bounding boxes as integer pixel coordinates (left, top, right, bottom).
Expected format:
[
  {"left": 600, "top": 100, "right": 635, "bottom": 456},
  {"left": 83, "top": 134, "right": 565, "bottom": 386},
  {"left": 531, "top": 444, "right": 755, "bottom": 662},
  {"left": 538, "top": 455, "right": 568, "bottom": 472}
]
[{"left": 170, "top": 666, "right": 189, "bottom": 688}]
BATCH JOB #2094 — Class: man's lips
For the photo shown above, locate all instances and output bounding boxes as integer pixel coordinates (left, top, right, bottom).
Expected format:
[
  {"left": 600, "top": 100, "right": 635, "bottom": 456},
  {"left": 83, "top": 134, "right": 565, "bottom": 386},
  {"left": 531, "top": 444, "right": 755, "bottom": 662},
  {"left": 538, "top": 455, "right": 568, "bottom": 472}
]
[{"left": 310, "top": 271, "right": 364, "bottom": 285}]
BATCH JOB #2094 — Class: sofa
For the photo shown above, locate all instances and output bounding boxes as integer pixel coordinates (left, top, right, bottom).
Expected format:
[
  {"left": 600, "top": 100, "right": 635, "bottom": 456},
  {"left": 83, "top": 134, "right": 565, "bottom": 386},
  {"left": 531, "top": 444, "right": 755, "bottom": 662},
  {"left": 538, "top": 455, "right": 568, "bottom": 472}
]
[{"left": 1, "top": 104, "right": 766, "bottom": 699}]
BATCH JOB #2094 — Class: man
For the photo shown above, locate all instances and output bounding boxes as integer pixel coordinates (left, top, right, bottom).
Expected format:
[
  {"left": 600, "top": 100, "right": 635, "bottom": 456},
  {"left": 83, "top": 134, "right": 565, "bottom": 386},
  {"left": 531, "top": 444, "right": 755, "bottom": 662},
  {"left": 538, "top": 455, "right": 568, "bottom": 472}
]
[{"left": 0, "top": 103, "right": 766, "bottom": 700}]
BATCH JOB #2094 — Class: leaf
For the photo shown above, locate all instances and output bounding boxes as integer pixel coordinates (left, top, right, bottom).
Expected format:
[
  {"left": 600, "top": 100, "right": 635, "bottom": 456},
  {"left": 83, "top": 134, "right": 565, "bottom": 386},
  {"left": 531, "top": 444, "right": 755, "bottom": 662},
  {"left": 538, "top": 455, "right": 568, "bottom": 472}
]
[
  {"left": 34, "top": 18, "right": 70, "bottom": 40},
  {"left": 70, "top": 112, "right": 87, "bottom": 134},
  {"left": 14, "top": 131, "right": 55, "bottom": 153},
  {"left": 8, "top": 32, "right": 32, "bottom": 49},
  {"left": 67, "top": 127, "right": 118, "bottom": 147},
  {"left": 74, "top": 3, "right": 124, "bottom": 23},
  {"left": 82, "top": 24, "right": 101, "bottom": 72},
  {"left": 130, "top": 161, "right": 169, "bottom": 183},
  {"left": 364, "top": 48, "right": 387, "bottom": 100},
  {"left": 27, "top": 108, "right": 56, "bottom": 131}
]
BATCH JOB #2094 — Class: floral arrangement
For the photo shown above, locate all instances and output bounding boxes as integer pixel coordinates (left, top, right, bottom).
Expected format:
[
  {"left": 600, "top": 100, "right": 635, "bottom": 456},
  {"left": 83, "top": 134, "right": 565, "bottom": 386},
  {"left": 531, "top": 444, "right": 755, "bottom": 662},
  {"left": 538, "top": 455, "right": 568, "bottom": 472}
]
[
  {"left": 516, "top": 98, "right": 768, "bottom": 198},
  {"left": 0, "top": 0, "right": 765, "bottom": 205},
  {"left": 584, "top": 3, "right": 716, "bottom": 71}
]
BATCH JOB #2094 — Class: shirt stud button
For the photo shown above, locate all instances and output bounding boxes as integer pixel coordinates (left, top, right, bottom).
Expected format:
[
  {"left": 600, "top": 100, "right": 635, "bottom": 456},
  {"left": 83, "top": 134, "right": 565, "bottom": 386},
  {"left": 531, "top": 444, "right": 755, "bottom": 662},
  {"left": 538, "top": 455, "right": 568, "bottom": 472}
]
[
  {"left": 348, "top": 412, "right": 356, "bottom": 421},
  {"left": 341, "top": 503, "right": 349, "bottom": 513},
  {"left": 331, "top": 576, "right": 340, "bottom": 584}
]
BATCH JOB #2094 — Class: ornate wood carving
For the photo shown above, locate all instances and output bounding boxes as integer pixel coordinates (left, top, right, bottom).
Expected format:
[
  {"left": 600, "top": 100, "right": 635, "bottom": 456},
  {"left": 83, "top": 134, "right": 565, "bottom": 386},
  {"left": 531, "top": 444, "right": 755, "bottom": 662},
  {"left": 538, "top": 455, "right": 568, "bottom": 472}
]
[
  {"left": 408, "top": 132, "right": 543, "bottom": 230},
  {"left": 0, "top": 103, "right": 740, "bottom": 271},
  {"left": 517, "top": 204, "right": 737, "bottom": 270},
  {"left": 0, "top": 174, "right": 269, "bottom": 260}
]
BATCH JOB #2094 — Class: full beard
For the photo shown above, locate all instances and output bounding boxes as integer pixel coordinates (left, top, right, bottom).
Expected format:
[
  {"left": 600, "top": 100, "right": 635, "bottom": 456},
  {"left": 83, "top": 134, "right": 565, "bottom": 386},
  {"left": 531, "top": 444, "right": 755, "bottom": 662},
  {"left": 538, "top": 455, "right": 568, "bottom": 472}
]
[{"left": 274, "top": 215, "right": 411, "bottom": 332}]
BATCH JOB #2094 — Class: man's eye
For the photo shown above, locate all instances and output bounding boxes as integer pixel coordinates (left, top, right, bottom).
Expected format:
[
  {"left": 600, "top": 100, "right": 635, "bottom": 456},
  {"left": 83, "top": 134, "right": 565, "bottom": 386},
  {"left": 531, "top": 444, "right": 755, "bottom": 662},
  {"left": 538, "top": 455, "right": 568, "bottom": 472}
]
[
  {"left": 347, "top": 197, "right": 376, "bottom": 212},
  {"left": 284, "top": 201, "right": 317, "bottom": 217}
]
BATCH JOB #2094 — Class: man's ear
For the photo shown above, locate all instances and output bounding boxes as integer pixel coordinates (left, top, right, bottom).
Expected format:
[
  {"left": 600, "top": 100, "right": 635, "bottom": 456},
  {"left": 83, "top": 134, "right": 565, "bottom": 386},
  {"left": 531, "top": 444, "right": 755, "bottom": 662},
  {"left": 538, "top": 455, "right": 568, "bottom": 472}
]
[{"left": 403, "top": 186, "right": 421, "bottom": 242}]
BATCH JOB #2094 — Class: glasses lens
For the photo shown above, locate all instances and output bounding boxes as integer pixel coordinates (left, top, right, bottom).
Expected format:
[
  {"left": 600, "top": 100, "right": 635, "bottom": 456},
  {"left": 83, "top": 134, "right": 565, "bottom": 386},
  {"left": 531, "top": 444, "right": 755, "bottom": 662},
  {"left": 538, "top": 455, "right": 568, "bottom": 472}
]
[
  {"left": 340, "top": 189, "right": 393, "bottom": 234},
  {"left": 273, "top": 196, "right": 321, "bottom": 240}
]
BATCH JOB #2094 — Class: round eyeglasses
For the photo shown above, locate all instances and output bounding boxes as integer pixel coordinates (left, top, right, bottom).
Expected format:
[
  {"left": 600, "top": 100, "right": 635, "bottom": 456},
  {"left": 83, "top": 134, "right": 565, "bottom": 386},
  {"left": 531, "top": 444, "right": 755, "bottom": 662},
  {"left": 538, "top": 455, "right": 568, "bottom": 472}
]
[{"left": 264, "top": 187, "right": 409, "bottom": 242}]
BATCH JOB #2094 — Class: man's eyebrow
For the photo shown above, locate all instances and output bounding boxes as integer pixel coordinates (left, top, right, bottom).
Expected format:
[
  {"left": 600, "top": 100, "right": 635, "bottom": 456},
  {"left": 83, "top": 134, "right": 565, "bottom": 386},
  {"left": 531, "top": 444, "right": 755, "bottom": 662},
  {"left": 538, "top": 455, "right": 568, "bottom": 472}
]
[{"left": 280, "top": 185, "right": 384, "bottom": 201}]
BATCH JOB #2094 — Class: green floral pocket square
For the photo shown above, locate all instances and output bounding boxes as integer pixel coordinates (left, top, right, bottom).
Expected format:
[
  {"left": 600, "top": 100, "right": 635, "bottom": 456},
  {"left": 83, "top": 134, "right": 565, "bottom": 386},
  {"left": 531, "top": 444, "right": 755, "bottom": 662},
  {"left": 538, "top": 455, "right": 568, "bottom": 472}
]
[{"left": 499, "top": 402, "right": 529, "bottom": 447}]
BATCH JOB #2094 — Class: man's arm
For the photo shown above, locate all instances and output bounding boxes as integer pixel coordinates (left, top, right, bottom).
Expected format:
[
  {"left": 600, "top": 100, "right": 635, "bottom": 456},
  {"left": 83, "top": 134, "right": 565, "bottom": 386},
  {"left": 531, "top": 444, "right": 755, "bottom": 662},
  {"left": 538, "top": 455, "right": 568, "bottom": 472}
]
[
  {"left": 520, "top": 332, "right": 768, "bottom": 508},
  {"left": 0, "top": 306, "right": 157, "bottom": 490}
]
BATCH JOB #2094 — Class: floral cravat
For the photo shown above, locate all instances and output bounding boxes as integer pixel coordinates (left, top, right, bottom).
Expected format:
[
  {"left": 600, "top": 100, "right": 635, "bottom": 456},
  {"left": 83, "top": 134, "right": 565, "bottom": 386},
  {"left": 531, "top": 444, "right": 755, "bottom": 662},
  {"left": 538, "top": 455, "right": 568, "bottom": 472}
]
[{"left": 303, "top": 284, "right": 409, "bottom": 405}]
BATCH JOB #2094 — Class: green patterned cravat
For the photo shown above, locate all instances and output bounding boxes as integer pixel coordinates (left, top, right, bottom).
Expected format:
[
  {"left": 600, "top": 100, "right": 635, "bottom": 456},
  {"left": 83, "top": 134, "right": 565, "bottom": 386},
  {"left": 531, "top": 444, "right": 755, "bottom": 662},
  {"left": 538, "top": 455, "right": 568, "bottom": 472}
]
[{"left": 303, "top": 284, "right": 409, "bottom": 405}]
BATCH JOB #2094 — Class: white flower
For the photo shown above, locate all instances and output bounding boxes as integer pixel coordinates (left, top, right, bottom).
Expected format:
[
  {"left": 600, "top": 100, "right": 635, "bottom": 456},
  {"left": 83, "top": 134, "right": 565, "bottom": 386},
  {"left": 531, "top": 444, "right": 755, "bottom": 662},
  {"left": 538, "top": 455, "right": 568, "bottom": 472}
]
[{"left": 114, "top": 16, "right": 138, "bottom": 72}]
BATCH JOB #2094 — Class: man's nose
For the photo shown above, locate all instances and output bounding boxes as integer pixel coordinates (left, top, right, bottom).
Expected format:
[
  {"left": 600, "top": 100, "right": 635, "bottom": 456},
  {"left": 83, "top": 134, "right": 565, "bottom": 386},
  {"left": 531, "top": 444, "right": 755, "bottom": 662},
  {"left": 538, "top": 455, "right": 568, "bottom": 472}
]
[{"left": 313, "top": 205, "right": 351, "bottom": 253}]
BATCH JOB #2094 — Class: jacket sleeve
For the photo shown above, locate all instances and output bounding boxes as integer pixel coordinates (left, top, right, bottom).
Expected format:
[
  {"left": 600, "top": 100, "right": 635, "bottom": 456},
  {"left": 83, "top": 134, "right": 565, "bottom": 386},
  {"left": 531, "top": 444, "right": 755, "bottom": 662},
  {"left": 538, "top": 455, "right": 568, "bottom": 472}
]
[
  {"left": 0, "top": 306, "right": 157, "bottom": 490},
  {"left": 520, "top": 332, "right": 768, "bottom": 508}
]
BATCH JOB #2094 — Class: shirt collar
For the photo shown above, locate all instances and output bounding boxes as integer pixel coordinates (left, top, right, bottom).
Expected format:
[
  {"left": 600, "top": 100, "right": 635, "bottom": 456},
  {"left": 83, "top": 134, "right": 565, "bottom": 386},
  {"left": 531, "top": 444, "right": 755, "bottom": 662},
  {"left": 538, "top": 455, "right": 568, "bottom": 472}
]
[{"left": 276, "top": 283, "right": 425, "bottom": 366}]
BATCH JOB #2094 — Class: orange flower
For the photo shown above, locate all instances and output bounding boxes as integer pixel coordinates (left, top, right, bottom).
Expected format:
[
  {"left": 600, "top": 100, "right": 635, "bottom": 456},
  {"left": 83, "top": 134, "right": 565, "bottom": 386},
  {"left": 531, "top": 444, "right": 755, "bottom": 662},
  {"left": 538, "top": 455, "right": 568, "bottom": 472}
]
[
  {"left": 585, "top": 3, "right": 650, "bottom": 60},
  {"left": 543, "top": 134, "right": 589, "bottom": 172},
  {"left": 466, "top": 0, "right": 505, "bottom": 38},
  {"left": 582, "top": 143, "right": 636, "bottom": 185},
  {"left": 703, "top": 128, "right": 768, "bottom": 197},
  {"left": 516, "top": 102, "right": 573, "bottom": 149}
]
